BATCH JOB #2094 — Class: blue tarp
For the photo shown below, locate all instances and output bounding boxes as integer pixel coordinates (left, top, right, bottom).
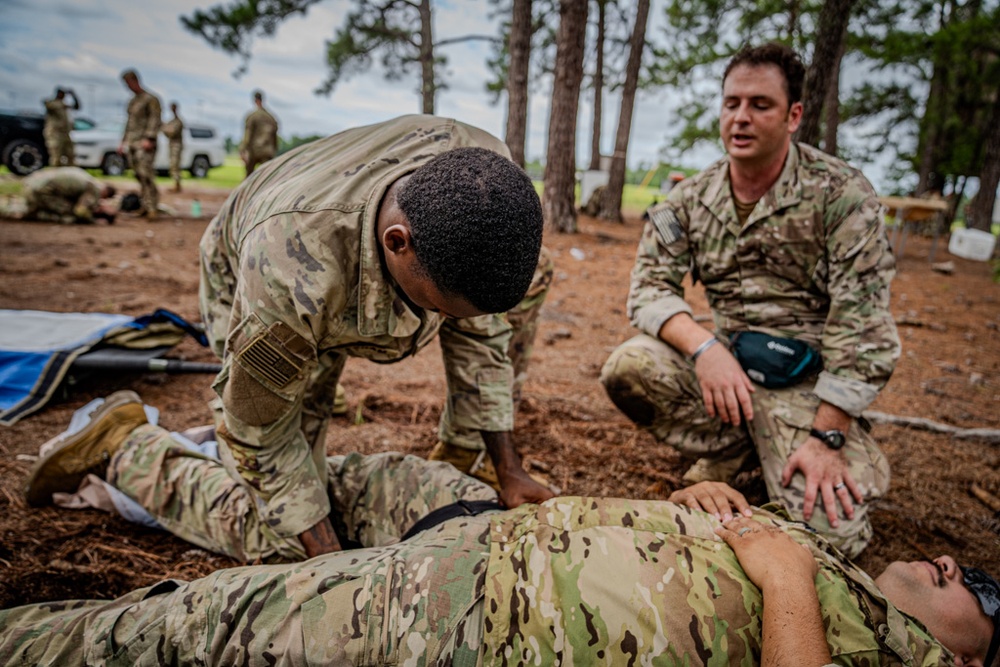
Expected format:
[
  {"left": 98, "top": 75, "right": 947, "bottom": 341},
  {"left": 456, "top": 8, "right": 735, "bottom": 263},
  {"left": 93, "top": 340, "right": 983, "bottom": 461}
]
[{"left": 0, "top": 309, "right": 204, "bottom": 425}]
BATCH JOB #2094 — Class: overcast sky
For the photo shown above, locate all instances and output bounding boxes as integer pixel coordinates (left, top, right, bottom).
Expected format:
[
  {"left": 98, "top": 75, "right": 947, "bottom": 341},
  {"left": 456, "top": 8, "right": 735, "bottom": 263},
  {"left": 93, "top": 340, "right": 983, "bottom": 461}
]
[{"left": 1, "top": 0, "right": 732, "bottom": 176}]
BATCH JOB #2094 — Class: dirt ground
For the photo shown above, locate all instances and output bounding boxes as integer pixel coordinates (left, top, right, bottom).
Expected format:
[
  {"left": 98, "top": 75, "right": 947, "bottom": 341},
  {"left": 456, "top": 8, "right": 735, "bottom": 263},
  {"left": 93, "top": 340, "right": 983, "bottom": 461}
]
[{"left": 1, "top": 183, "right": 998, "bottom": 610}]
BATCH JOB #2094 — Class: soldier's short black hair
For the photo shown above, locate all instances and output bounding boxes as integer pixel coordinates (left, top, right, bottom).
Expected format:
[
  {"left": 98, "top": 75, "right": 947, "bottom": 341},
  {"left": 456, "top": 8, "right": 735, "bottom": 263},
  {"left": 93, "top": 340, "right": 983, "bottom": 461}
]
[
  {"left": 120, "top": 69, "right": 139, "bottom": 81},
  {"left": 253, "top": 90, "right": 264, "bottom": 102},
  {"left": 724, "top": 42, "right": 805, "bottom": 105},
  {"left": 398, "top": 147, "right": 543, "bottom": 314}
]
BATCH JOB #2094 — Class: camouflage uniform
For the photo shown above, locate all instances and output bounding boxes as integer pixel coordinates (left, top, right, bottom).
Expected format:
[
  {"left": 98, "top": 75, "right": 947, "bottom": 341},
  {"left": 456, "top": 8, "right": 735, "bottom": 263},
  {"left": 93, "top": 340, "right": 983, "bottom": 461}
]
[
  {"left": 161, "top": 116, "right": 184, "bottom": 188},
  {"left": 21, "top": 166, "right": 101, "bottom": 224},
  {"left": 196, "top": 115, "right": 551, "bottom": 557},
  {"left": 0, "top": 483, "right": 953, "bottom": 665},
  {"left": 43, "top": 97, "right": 75, "bottom": 166},
  {"left": 122, "top": 89, "right": 162, "bottom": 214},
  {"left": 602, "top": 143, "right": 900, "bottom": 558},
  {"left": 239, "top": 106, "right": 278, "bottom": 176}
]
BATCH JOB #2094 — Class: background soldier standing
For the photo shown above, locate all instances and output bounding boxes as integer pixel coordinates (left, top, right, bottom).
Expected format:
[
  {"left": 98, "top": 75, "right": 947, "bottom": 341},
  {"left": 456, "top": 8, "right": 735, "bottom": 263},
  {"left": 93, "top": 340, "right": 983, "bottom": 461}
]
[
  {"left": 42, "top": 87, "right": 79, "bottom": 167},
  {"left": 161, "top": 102, "right": 184, "bottom": 193},
  {"left": 238, "top": 89, "right": 278, "bottom": 178},
  {"left": 118, "top": 69, "right": 161, "bottom": 219}
]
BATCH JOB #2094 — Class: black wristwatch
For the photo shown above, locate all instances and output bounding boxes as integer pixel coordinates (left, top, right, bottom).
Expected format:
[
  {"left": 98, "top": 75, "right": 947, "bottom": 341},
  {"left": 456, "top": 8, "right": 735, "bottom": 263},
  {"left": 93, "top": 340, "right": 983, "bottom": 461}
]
[{"left": 810, "top": 427, "right": 846, "bottom": 450}]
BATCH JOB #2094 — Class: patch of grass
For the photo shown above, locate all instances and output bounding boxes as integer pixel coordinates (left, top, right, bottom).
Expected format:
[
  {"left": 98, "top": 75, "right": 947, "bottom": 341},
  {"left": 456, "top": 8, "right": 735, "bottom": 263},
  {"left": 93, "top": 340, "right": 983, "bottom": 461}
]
[{"left": 93, "top": 156, "right": 245, "bottom": 190}]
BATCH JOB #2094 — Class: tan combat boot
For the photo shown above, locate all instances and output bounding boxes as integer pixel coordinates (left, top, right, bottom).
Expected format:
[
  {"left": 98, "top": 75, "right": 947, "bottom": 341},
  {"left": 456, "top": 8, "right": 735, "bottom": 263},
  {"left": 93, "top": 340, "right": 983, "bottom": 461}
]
[
  {"left": 25, "top": 391, "right": 148, "bottom": 507},
  {"left": 427, "top": 441, "right": 502, "bottom": 490},
  {"left": 681, "top": 448, "right": 758, "bottom": 485},
  {"left": 331, "top": 383, "right": 348, "bottom": 417}
]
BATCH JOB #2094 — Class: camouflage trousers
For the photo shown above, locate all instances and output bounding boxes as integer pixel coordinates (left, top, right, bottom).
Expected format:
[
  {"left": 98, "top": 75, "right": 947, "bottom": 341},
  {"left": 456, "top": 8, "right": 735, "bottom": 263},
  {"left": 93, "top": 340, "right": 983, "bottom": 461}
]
[
  {"left": 440, "top": 245, "right": 554, "bottom": 450},
  {"left": 243, "top": 150, "right": 274, "bottom": 177},
  {"left": 127, "top": 145, "right": 158, "bottom": 214},
  {"left": 601, "top": 333, "right": 890, "bottom": 558},
  {"left": 168, "top": 142, "right": 182, "bottom": 184},
  {"left": 0, "top": 453, "right": 496, "bottom": 666},
  {"left": 106, "top": 430, "right": 497, "bottom": 562},
  {"left": 44, "top": 132, "right": 75, "bottom": 167}
]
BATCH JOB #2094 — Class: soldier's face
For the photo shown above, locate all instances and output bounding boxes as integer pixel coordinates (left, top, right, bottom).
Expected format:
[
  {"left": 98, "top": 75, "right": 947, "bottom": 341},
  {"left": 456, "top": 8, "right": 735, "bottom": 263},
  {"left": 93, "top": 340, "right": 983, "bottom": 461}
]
[
  {"left": 720, "top": 64, "right": 802, "bottom": 169},
  {"left": 876, "top": 555, "right": 993, "bottom": 664}
]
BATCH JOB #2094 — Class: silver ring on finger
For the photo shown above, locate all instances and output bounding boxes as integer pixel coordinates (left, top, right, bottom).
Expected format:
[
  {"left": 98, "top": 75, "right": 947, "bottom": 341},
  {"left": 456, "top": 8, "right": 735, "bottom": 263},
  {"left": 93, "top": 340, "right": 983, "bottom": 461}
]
[
  {"left": 737, "top": 527, "right": 752, "bottom": 537},
  {"left": 833, "top": 482, "right": 846, "bottom": 492}
]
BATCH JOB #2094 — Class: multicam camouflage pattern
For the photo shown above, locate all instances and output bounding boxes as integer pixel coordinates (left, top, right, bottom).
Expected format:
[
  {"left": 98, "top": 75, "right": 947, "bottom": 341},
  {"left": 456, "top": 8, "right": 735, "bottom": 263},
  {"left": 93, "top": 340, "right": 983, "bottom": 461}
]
[
  {"left": 108, "top": 426, "right": 496, "bottom": 560},
  {"left": 197, "top": 115, "right": 544, "bottom": 542},
  {"left": 484, "top": 497, "right": 951, "bottom": 666},
  {"left": 123, "top": 90, "right": 161, "bottom": 214},
  {"left": 0, "top": 493, "right": 952, "bottom": 666},
  {"left": 601, "top": 333, "right": 890, "bottom": 558},
  {"left": 21, "top": 167, "right": 101, "bottom": 224},
  {"left": 240, "top": 107, "right": 278, "bottom": 175},
  {"left": 628, "top": 143, "right": 900, "bottom": 417},
  {"left": 161, "top": 116, "right": 183, "bottom": 185},
  {"left": 43, "top": 97, "right": 75, "bottom": 167}
]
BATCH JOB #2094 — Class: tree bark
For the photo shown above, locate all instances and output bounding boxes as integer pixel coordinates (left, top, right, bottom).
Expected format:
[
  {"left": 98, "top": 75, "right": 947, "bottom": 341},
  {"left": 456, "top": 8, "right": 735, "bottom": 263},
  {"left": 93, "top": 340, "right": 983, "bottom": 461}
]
[
  {"left": 916, "top": 1, "right": 951, "bottom": 195},
  {"left": 821, "top": 40, "right": 844, "bottom": 155},
  {"left": 588, "top": 0, "right": 606, "bottom": 171},
  {"left": 505, "top": 0, "right": 532, "bottom": 167},
  {"left": 542, "top": 0, "right": 589, "bottom": 233},
  {"left": 418, "top": 0, "right": 435, "bottom": 115},
  {"left": 796, "top": 0, "right": 854, "bottom": 148},
  {"left": 966, "top": 85, "right": 1000, "bottom": 233},
  {"left": 597, "top": 0, "right": 649, "bottom": 223}
]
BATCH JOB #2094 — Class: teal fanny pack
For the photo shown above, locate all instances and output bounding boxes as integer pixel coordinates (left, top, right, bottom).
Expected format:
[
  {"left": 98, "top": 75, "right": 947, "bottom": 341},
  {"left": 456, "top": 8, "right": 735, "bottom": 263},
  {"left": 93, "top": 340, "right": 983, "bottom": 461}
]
[{"left": 729, "top": 332, "right": 822, "bottom": 389}]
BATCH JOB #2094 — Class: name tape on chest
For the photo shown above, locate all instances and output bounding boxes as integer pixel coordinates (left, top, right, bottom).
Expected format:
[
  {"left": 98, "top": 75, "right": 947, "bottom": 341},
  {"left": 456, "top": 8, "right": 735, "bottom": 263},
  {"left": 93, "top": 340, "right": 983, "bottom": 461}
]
[{"left": 649, "top": 206, "right": 685, "bottom": 245}]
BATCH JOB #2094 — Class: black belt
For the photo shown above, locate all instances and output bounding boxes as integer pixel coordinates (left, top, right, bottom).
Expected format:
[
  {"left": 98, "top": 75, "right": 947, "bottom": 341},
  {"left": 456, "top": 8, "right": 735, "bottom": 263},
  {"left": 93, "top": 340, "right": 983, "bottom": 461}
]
[{"left": 401, "top": 499, "right": 502, "bottom": 541}]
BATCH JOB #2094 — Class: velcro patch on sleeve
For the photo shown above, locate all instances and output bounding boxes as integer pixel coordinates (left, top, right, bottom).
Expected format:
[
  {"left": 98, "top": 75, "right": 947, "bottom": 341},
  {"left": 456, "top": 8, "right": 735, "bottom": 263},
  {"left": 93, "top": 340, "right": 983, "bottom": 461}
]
[
  {"left": 238, "top": 332, "right": 303, "bottom": 389},
  {"left": 649, "top": 205, "right": 685, "bottom": 245}
]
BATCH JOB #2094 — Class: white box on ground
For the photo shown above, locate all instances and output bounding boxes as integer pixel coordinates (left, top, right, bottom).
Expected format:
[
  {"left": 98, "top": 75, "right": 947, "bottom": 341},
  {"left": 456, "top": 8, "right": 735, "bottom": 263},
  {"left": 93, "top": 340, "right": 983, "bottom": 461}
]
[
  {"left": 948, "top": 228, "right": 997, "bottom": 261},
  {"left": 580, "top": 170, "right": 610, "bottom": 204}
]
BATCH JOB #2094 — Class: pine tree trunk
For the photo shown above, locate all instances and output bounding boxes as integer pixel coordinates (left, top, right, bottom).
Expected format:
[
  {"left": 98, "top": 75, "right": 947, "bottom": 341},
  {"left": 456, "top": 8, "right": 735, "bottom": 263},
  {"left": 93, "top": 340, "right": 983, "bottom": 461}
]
[
  {"left": 966, "top": 88, "right": 1000, "bottom": 233},
  {"left": 597, "top": 0, "right": 649, "bottom": 223},
  {"left": 796, "top": 0, "right": 853, "bottom": 148},
  {"left": 821, "top": 40, "right": 844, "bottom": 155},
  {"left": 588, "top": 0, "right": 606, "bottom": 171},
  {"left": 505, "top": 0, "right": 532, "bottom": 167},
  {"left": 542, "top": 0, "right": 589, "bottom": 233},
  {"left": 418, "top": 0, "right": 435, "bottom": 115}
]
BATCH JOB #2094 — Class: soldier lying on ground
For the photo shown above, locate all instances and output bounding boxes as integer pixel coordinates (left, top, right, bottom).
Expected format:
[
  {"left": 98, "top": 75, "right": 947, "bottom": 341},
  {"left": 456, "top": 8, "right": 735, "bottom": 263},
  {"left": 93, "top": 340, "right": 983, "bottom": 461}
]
[
  {"left": 13, "top": 394, "right": 998, "bottom": 665},
  {"left": 18, "top": 166, "right": 116, "bottom": 224}
]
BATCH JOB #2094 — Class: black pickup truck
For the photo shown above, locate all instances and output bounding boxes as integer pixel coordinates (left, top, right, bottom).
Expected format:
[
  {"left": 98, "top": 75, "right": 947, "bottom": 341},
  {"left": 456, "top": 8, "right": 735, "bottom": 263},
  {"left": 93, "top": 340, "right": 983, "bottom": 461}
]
[{"left": 0, "top": 110, "right": 48, "bottom": 176}]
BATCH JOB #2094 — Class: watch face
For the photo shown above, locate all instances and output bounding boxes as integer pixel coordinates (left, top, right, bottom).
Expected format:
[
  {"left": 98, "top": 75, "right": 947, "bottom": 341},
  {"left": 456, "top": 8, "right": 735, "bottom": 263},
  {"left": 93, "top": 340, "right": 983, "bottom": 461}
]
[{"left": 826, "top": 431, "right": 846, "bottom": 449}]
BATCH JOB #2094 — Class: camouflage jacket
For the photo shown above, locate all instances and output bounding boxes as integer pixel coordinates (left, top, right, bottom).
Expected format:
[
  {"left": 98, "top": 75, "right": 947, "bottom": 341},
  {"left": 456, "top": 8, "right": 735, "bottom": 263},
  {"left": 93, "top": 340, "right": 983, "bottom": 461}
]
[
  {"left": 161, "top": 117, "right": 183, "bottom": 144},
  {"left": 122, "top": 90, "right": 162, "bottom": 148},
  {"left": 34, "top": 498, "right": 952, "bottom": 666},
  {"left": 629, "top": 143, "right": 900, "bottom": 416},
  {"left": 198, "top": 115, "right": 518, "bottom": 539},
  {"left": 240, "top": 107, "right": 278, "bottom": 157},
  {"left": 483, "top": 498, "right": 952, "bottom": 666},
  {"left": 43, "top": 98, "right": 70, "bottom": 137},
  {"left": 22, "top": 166, "right": 101, "bottom": 222}
]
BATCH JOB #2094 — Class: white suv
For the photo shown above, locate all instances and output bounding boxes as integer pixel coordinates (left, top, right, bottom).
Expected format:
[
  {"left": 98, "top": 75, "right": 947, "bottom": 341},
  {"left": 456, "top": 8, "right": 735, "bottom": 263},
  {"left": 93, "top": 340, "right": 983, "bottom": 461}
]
[{"left": 71, "top": 117, "right": 227, "bottom": 178}]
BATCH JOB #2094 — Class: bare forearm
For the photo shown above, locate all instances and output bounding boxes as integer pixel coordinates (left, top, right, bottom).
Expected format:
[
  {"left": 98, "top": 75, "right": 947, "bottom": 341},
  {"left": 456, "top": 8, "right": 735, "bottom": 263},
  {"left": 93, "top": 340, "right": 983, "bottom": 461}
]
[
  {"left": 760, "top": 578, "right": 832, "bottom": 667},
  {"left": 812, "top": 401, "right": 851, "bottom": 432},
  {"left": 481, "top": 430, "right": 522, "bottom": 478},
  {"left": 298, "top": 516, "right": 341, "bottom": 558},
  {"left": 657, "top": 313, "right": 715, "bottom": 356}
]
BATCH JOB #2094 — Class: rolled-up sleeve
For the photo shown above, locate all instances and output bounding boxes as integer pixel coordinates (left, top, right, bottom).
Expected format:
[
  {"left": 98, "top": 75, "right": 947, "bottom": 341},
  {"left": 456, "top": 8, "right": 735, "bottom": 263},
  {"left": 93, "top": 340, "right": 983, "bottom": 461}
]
[
  {"left": 438, "top": 313, "right": 514, "bottom": 434},
  {"left": 627, "top": 202, "right": 695, "bottom": 338},
  {"left": 814, "top": 191, "right": 900, "bottom": 416}
]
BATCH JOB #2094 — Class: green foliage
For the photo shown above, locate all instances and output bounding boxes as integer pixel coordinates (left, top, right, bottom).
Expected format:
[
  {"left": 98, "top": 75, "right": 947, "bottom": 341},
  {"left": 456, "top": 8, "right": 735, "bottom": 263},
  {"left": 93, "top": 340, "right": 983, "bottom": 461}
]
[
  {"left": 278, "top": 134, "right": 323, "bottom": 154},
  {"left": 181, "top": 0, "right": 324, "bottom": 76}
]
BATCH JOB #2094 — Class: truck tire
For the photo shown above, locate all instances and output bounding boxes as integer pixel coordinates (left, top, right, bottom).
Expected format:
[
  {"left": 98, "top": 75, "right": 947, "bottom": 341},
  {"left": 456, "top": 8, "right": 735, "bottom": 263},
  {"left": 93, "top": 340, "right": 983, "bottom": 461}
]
[
  {"left": 101, "top": 152, "right": 127, "bottom": 176},
  {"left": 189, "top": 154, "right": 211, "bottom": 178},
  {"left": 2, "top": 139, "right": 46, "bottom": 176}
]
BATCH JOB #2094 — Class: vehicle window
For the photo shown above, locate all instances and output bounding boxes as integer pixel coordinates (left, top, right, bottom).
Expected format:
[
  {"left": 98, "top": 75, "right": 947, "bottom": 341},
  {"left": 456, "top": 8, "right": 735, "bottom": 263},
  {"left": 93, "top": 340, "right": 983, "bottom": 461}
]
[
  {"left": 189, "top": 127, "right": 214, "bottom": 139},
  {"left": 73, "top": 118, "right": 96, "bottom": 130}
]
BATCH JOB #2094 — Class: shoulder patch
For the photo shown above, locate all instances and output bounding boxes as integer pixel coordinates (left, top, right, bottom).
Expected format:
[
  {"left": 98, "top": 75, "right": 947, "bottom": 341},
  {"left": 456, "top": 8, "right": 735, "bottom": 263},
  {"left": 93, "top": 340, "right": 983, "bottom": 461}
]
[
  {"left": 649, "top": 204, "right": 685, "bottom": 245},
  {"left": 238, "top": 332, "right": 303, "bottom": 388}
]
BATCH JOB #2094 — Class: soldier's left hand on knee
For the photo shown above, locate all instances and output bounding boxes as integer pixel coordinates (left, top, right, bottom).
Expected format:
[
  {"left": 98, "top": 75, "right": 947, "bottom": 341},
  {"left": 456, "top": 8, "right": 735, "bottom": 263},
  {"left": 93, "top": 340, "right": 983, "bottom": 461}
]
[{"left": 781, "top": 438, "right": 863, "bottom": 527}]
